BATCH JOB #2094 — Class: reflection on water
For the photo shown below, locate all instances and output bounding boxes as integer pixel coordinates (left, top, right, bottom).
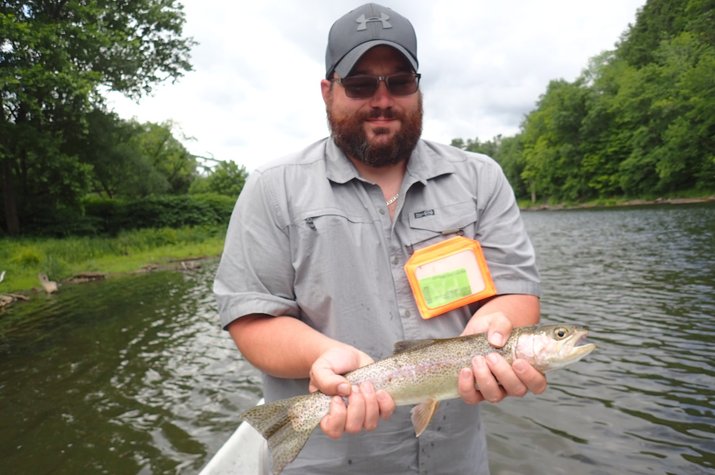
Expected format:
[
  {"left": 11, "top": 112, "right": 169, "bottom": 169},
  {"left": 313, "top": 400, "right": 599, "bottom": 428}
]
[
  {"left": 483, "top": 203, "right": 715, "bottom": 475},
  {"left": 1, "top": 204, "right": 713, "bottom": 474},
  {"left": 0, "top": 264, "right": 260, "bottom": 474}
]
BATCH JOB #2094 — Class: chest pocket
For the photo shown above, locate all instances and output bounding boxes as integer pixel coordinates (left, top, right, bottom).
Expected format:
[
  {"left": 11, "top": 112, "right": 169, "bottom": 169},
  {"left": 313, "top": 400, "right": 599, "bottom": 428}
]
[
  {"left": 289, "top": 208, "right": 384, "bottom": 324},
  {"left": 406, "top": 200, "right": 479, "bottom": 251},
  {"left": 291, "top": 208, "right": 377, "bottom": 259}
]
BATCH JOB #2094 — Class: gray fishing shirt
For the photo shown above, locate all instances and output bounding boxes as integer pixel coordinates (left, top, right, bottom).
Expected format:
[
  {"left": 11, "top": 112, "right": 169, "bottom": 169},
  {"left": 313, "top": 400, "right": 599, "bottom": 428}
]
[{"left": 214, "top": 137, "right": 541, "bottom": 474}]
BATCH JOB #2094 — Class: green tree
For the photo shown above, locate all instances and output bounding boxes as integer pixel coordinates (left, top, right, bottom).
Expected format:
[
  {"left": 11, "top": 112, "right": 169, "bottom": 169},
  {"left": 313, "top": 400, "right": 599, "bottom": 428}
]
[
  {"left": 451, "top": 0, "right": 715, "bottom": 203},
  {"left": 618, "top": 0, "right": 688, "bottom": 67},
  {"left": 612, "top": 0, "right": 715, "bottom": 195},
  {"left": 451, "top": 135, "right": 529, "bottom": 200},
  {"left": 132, "top": 121, "right": 197, "bottom": 195},
  {"left": 578, "top": 53, "right": 638, "bottom": 198},
  {"left": 451, "top": 136, "right": 501, "bottom": 157},
  {"left": 494, "top": 135, "right": 528, "bottom": 200},
  {"left": 652, "top": 32, "right": 715, "bottom": 192},
  {"left": 190, "top": 160, "right": 249, "bottom": 198},
  {"left": 616, "top": 29, "right": 715, "bottom": 195},
  {"left": 520, "top": 79, "right": 591, "bottom": 202},
  {"left": 75, "top": 111, "right": 190, "bottom": 198},
  {"left": 0, "top": 0, "right": 194, "bottom": 234}
]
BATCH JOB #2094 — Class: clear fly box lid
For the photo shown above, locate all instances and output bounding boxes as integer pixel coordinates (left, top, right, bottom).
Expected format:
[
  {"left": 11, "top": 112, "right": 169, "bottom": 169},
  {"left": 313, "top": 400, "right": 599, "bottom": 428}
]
[{"left": 404, "top": 236, "right": 496, "bottom": 319}]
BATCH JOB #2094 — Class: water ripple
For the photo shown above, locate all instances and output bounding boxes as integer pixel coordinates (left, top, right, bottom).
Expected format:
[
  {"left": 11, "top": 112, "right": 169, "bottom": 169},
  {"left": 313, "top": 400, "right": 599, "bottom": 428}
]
[
  {"left": 496, "top": 203, "right": 715, "bottom": 474},
  {"left": 1, "top": 204, "right": 713, "bottom": 474}
]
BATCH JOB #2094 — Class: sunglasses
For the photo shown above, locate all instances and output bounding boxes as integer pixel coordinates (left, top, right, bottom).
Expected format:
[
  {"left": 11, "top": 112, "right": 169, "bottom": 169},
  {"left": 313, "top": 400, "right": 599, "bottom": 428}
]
[{"left": 334, "top": 72, "right": 421, "bottom": 99}]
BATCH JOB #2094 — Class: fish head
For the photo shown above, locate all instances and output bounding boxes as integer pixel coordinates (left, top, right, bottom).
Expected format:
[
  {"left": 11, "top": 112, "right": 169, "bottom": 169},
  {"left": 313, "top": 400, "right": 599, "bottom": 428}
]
[{"left": 514, "top": 324, "right": 596, "bottom": 372}]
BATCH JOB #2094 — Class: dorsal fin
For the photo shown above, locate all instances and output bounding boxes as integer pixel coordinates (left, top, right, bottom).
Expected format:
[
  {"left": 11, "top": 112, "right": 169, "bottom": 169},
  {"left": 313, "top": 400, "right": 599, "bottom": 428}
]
[
  {"left": 393, "top": 339, "right": 438, "bottom": 354},
  {"left": 394, "top": 335, "right": 477, "bottom": 354}
]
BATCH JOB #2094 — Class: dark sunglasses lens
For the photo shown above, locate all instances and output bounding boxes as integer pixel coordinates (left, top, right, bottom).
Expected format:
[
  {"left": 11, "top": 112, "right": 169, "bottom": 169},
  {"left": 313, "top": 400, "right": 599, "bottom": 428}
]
[
  {"left": 387, "top": 74, "right": 418, "bottom": 95},
  {"left": 340, "top": 74, "right": 419, "bottom": 98},
  {"left": 341, "top": 77, "right": 378, "bottom": 98}
]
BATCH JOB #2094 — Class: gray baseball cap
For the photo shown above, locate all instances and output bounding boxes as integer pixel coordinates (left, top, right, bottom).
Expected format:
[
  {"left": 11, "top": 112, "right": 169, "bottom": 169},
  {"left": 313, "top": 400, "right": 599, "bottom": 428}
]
[{"left": 325, "top": 3, "right": 418, "bottom": 79}]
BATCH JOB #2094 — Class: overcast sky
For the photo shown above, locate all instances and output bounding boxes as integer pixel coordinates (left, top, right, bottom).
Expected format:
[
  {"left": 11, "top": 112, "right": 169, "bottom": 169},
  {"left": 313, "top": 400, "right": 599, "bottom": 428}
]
[{"left": 106, "top": 0, "right": 647, "bottom": 172}]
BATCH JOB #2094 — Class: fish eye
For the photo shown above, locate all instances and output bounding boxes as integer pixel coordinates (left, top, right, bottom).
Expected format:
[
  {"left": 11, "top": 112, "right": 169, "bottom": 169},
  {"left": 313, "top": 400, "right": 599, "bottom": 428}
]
[{"left": 554, "top": 327, "right": 569, "bottom": 339}]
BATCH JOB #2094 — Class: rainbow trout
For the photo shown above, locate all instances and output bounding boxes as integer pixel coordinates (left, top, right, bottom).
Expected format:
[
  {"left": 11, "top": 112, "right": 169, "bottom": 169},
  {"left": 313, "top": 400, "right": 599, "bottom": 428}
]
[{"left": 240, "top": 324, "right": 595, "bottom": 474}]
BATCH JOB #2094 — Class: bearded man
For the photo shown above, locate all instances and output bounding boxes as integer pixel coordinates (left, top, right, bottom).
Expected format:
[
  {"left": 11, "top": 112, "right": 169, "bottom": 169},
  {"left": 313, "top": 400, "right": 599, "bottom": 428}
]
[{"left": 214, "top": 3, "right": 544, "bottom": 474}]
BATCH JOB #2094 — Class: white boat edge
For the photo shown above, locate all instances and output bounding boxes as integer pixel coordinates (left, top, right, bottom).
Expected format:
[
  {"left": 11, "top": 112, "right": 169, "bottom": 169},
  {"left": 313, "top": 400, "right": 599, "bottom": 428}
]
[{"left": 199, "top": 399, "right": 269, "bottom": 475}]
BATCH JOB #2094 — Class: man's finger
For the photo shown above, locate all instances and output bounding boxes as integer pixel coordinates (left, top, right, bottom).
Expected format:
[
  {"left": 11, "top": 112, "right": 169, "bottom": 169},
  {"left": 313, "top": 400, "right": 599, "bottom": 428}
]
[
  {"left": 320, "top": 396, "right": 347, "bottom": 439},
  {"left": 344, "top": 385, "right": 366, "bottom": 433},
  {"left": 310, "top": 362, "right": 351, "bottom": 396},
  {"left": 472, "top": 355, "right": 505, "bottom": 403},
  {"left": 360, "top": 382, "right": 379, "bottom": 431},
  {"left": 458, "top": 367, "right": 483, "bottom": 405},
  {"left": 486, "top": 353, "right": 527, "bottom": 397},
  {"left": 376, "top": 389, "right": 396, "bottom": 420},
  {"left": 513, "top": 359, "right": 547, "bottom": 394}
]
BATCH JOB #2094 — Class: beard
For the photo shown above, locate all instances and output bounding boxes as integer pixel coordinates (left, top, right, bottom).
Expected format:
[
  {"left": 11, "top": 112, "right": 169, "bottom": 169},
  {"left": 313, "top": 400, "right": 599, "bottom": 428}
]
[{"left": 327, "top": 94, "right": 423, "bottom": 168}]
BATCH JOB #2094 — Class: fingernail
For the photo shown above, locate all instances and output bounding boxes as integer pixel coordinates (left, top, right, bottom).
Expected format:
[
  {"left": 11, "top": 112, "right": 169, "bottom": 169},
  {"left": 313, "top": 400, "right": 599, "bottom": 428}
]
[
  {"left": 487, "top": 353, "right": 500, "bottom": 364},
  {"left": 361, "top": 382, "right": 374, "bottom": 394},
  {"left": 352, "top": 384, "right": 360, "bottom": 395},
  {"left": 473, "top": 355, "right": 486, "bottom": 368},
  {"left": 338, "top": 383, "right": 350, "bottom": 396},
  {"left": 490, "top": 332, "right": 504, "bottom": 346}
]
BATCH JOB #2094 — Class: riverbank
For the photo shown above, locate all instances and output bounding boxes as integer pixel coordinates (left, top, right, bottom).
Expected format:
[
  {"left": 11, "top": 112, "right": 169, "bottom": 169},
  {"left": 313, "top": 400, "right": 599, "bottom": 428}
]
[
  {"left": 4, "top": 195, "right": 714, "bottom": 307},
  {"left": 0, "top": 226, "right": 225, "bottom": 308},
  {"left": 520, "top": 194, "right": 715, "bottom": 210}
]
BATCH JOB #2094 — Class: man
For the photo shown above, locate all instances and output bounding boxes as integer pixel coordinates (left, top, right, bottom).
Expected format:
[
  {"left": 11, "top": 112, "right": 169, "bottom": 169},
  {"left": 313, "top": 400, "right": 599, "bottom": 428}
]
[{"left": 214, "top": 3, "right": 545, "bottom": 473}]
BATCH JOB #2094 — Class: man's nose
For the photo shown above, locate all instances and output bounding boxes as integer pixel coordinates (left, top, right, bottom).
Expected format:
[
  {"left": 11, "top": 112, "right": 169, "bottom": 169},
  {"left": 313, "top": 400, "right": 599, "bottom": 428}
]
[{"left": 369, "top": 80, "right": 394, "bottom": 107}]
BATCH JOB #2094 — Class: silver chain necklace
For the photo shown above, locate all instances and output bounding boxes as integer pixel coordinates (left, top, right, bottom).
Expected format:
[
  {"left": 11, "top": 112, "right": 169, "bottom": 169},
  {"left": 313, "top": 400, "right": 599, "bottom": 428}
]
[{"left": 385, "top": 193, "right": 399, "bottom": 207}]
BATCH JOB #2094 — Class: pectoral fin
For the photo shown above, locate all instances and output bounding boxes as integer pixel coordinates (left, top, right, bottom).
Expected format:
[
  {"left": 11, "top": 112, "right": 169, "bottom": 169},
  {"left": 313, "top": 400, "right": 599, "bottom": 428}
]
[{"left": 410, "top": 398, "right": 440, "bottom": 437}]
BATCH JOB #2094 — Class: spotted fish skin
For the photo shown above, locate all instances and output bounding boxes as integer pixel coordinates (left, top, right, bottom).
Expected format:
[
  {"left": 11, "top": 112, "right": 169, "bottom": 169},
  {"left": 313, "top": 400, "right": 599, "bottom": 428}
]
[{"left": 240, "top": 324, "right": 596, "bottom": 474}]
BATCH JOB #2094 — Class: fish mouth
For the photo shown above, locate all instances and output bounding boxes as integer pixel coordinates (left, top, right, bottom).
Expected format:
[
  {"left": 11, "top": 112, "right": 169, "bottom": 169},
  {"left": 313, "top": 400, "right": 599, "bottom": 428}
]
[{"left": 566, "top": 328, "right": 596, "bottom": 360}]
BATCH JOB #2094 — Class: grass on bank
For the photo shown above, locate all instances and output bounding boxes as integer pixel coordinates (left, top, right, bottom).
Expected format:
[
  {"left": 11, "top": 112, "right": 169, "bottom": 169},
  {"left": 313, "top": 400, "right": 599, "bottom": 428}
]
[
  {"left": 518, "top": 190, "right": 715, "bottom": 210},
  {"left": 0, "top": 225, "right": 227, "bottom": 294}
]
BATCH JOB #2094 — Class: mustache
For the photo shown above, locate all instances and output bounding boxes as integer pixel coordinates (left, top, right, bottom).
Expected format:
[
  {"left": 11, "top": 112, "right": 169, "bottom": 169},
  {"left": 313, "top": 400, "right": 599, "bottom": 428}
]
[{"left": 365, "top": 108, "right": 397, "bottom": 120}]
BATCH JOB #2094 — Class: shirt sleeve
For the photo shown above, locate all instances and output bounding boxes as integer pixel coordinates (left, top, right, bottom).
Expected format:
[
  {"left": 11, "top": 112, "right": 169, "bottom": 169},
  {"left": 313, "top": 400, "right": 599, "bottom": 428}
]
[
  {"left": 213, "top": 171, "right": 300, "bottom": 329},
  {"left": 474, "top": 157, "right": 541, "bottom": 297}
]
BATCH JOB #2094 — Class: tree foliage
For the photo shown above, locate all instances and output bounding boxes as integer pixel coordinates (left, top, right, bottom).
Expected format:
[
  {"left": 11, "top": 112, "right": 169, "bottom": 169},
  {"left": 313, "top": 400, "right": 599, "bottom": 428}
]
[
  {"left": 0, "top": 0, "right": 195, "bottom": 234},
  {"left": 77, "top": 111, "right": 197, "bottom": 198},
  {"left": 189, "top": 160, "right": 249, "bottom": 198},
  {"left": 453, "top": 0, "right": 715, "bottom": 203},
  {"left": 452, "top": 135, "right": 528, "bottom": 199}
]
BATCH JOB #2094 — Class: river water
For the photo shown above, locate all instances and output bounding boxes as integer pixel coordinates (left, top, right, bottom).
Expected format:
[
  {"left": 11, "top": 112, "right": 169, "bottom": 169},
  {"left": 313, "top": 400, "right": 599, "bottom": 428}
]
[{"left": 1, "top": 203, "right": 713, "bottom": 474}]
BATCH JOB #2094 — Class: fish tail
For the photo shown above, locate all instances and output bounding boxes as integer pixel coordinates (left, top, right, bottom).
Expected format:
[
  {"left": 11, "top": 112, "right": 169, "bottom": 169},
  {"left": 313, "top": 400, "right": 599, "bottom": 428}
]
[{"left": 240, "top": 393, "right": 328, "bottom": 474}]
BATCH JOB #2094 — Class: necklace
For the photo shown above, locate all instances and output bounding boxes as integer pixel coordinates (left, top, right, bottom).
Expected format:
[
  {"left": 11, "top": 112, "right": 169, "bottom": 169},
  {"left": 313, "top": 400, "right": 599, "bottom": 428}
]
[{"left": 385, "top": 193, "right": 399, "bottom": 207}]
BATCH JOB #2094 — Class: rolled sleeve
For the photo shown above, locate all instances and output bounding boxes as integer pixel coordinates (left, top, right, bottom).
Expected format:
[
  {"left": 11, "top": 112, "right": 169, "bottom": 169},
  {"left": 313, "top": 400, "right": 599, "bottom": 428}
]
[
  {"left": 213, "top": 172, "right": 299, "bottom": 329},
  {"left": 475, "top": 158, "right": 541, "bottom": 297}
]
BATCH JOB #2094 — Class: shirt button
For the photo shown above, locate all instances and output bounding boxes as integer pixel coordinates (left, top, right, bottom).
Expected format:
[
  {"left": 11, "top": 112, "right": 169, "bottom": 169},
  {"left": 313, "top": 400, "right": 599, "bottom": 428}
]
[
  {"left": 379, "top": 208, "right": 386, "bottom": 215},
  {"left": 392, "top": 256, "right": 399, "bottom": 265},
  {"left": 401, "top": 309, "right": 410, "bottom": 318}
]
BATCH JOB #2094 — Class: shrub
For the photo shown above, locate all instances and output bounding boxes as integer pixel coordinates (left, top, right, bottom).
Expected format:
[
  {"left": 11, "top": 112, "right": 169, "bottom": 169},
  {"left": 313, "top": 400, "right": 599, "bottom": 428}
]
[
  {"left": 17, "top": 194, "right": 236, "bottom": 237},
  {"left": 11, "top": 246, "right": 44, "bottom": 266}
]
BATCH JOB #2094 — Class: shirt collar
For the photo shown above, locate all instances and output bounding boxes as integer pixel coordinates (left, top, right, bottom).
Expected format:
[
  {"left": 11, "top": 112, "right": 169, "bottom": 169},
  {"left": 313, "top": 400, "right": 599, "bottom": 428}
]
[
  {"left": 325, "top": 138, "right": 360, "bottom": 184},
  {"left": 325, "top": 138, "right": 456, "bottom": 185},
  {"left": 406, "top": 140, "right": 456, "bottom": 185}
]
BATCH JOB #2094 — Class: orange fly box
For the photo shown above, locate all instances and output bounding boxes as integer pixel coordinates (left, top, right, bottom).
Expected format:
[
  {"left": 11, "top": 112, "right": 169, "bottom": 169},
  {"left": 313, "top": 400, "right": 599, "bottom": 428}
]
[{"left": 404, "top": 236, "right": 496, "bottom": 319}]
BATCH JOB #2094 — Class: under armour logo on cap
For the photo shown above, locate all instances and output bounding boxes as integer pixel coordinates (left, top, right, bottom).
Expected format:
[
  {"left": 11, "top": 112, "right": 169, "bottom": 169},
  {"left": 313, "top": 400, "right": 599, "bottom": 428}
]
[
  {"left": 325, "top": 3, "right": 418, "bottom": 79},
  {"left": 355, "top": 12, "right": 392, "bottom": 30}
]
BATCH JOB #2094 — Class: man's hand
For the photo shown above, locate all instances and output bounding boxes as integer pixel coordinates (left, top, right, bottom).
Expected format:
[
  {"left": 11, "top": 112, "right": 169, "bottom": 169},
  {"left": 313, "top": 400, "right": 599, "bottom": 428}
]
[
  {"left": 309, "top": 347, "right": 396, "bottom": 439},
  {"left": 458, "top": 311, "right": 547, "bottom": 404}
]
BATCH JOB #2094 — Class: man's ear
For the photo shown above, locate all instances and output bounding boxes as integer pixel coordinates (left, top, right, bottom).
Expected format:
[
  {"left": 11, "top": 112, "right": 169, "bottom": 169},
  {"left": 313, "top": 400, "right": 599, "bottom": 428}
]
[{"left": 320, "top": 79, "right": 332, "bottom": 105}]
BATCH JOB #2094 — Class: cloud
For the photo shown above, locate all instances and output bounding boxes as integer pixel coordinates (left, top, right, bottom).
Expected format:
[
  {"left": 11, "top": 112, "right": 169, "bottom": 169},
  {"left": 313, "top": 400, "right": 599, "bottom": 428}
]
[{"left": 106, "top": 0, "right": 646, "bottom": 171}]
